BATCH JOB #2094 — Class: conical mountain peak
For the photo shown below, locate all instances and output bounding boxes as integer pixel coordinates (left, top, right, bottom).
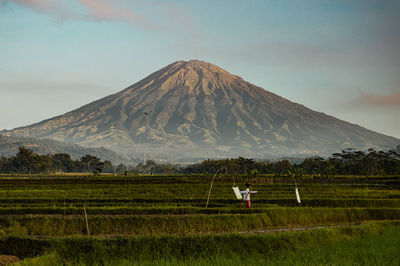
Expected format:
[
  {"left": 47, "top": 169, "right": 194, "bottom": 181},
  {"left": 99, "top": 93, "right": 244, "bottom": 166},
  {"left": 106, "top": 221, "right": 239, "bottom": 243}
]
[
  {"left": 177, "top": 59, "right": 230, "bottom": 74},
  {"left": 5, "top": 60, "right": 399, "bottom": 159},
  {"left": 166, "top": 59, "right": 229, "bottom": 72},
  {"left": 120, "top": 59, "right": 244, "bottom": 98},
  {"left": 155, "top": 59, "right": 236, "bottom": 83}
]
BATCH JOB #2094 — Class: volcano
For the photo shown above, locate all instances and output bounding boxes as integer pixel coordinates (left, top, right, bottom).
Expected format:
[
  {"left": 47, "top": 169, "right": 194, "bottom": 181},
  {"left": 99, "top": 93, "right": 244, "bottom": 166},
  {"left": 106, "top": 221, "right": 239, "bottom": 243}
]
[{"left": 4, "top": 60, "right": 399, "bottom": 159}]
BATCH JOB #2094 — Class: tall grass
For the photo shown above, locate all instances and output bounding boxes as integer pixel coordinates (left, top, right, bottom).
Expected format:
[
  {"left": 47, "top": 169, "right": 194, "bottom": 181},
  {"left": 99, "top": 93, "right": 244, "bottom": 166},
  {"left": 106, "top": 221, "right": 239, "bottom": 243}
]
[
  {"left": 126, "top": 224, "right": 400, "bottom": 266},
  {"left": 9, "top": 220, "right": 400, "bottom": 265},
  {"left": 1, "top": 208, "right": 400, "bottom": 237}
]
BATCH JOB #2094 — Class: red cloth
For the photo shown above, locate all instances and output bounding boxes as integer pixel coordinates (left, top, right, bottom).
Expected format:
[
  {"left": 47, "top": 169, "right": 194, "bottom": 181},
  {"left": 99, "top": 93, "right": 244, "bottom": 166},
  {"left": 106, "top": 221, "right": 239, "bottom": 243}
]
[{"left": 246, "top": 200, "right": 251, "bottom": 208}]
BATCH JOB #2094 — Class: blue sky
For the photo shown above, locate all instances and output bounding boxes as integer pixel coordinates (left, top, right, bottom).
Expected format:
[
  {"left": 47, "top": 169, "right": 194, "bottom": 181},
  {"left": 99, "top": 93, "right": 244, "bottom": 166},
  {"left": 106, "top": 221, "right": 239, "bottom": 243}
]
[{"left": 0, "top": 0, "right": 399, "bottom": 138}]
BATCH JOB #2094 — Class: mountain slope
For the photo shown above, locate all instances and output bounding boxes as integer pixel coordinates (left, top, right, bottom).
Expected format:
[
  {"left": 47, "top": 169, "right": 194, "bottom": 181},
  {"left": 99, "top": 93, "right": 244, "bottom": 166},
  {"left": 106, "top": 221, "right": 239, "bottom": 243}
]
[{"left": 4, "top": 60, "right": 399, "bottom": 158}]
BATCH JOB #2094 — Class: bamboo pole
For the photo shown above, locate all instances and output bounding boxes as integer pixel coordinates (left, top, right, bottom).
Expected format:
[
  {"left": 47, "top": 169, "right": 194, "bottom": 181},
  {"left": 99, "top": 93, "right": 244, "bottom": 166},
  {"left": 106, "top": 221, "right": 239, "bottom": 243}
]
[
  {"left": 205, "top": 167, "right": 226, "bottom": 208},
  {"left": 83, "top": 204, "right": 90, "bottom": 236}
]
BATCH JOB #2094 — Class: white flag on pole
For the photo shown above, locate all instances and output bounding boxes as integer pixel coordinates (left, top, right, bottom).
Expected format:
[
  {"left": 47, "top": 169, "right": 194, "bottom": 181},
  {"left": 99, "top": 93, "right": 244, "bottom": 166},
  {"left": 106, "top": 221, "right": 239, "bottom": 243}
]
[
  {"left": 232, "top": 186, "right": 242, "bottom": 200},
  {"left": 295, "top": 187, "right": 301, "bottom": 203}
]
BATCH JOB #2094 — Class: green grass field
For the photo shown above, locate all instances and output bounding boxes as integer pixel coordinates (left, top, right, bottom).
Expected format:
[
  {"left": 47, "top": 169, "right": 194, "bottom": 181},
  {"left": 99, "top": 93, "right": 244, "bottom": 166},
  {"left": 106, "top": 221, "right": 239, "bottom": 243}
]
[{"left": 0, "top": 174, "right": 399, "bottom": 265}]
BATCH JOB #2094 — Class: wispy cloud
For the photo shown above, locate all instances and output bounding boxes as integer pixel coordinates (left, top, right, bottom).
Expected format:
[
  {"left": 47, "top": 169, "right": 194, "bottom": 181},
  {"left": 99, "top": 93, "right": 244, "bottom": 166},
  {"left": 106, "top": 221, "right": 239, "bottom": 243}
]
[
  {"left": 77, "top": 0, "right": 154, "bottom": 29},
  {"left": 357, "top": 88, "right": 400, "bottom": 106},
  {"left": 7, "top": 0, "right": 155, "bottom": 29},
  {"left": 10, "top": 0, "right": 71, "bottom": 19}
]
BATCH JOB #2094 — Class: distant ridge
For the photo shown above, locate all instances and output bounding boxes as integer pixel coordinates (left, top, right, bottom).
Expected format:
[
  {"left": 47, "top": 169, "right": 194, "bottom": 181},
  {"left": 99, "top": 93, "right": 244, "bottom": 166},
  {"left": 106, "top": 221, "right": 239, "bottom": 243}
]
[
  {"left": 0, "top": 134, "right": 131, "bottom": 164},
  {"left": 4, "top": 60, "right": 399, "bottom": 159}
]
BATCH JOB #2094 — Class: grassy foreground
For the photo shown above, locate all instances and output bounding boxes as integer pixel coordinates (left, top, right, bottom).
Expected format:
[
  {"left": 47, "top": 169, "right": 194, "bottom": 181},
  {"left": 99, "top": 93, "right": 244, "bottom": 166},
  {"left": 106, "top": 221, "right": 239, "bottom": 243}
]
[{"left": 9, "top": 220, "right": 400, "bottom": 265}]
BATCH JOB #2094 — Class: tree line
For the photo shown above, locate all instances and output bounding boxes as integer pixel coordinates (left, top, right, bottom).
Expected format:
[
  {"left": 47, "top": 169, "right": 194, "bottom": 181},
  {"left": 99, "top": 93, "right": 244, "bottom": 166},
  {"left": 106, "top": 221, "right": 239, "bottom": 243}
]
[
  {"left": 0, "top": 146, "right": 399, "bottom": 176},
  {"left": 0, "top": 147, "right": 113, "bottom": 174},
  {"left": 0, "top": 146, "right": 180, "bottom": 175},
  {"left": 185, "top": 148, "right": 400, "bottom": 176}
]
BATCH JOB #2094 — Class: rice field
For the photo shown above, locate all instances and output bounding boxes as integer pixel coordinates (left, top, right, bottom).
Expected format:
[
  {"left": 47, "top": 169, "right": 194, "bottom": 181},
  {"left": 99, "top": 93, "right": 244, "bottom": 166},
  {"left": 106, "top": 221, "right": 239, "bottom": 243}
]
[{"left": 0, "top": 174, "right": 399, "bottom": 265}]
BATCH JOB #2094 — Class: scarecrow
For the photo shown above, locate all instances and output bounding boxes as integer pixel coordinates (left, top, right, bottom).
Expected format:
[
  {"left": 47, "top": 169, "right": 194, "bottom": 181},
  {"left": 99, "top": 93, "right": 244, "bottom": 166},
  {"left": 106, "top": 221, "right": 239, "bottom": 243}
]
[{"left": 240, "top": 183, "right": 257, "bottom": 208}]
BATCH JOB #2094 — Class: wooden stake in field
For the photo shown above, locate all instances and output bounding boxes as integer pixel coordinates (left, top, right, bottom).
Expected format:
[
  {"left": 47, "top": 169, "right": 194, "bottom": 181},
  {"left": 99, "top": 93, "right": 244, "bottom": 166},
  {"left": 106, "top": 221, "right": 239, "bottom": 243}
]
[{"left": 83, "top": 204, "right": 90, "bottom": 236}]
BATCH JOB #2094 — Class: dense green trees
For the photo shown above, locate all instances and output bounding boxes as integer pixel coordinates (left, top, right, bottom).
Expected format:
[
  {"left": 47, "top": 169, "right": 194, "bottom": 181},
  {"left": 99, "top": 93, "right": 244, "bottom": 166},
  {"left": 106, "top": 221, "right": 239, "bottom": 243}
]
[
  {"left": 330, "top": 148, "right": 400, "bottom": 175},
  {"left": 0, "top": 146, "right": 399, "bottom": 176},
  {"left": 0, "top": 147, "right": 52, "bottom": 174},
  {"left": 185, "top": 149, "right": 400, "bottom": 176},
  {"left": 0, "top": 147, "right": 110, "bottom": 174}
]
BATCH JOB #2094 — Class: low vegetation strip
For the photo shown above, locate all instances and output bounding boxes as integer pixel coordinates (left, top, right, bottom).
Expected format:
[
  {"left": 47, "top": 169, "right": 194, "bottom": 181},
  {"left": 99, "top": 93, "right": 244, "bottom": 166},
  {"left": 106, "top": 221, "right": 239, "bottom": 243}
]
[
  {"left": 3, "top": 220, "right": 400, "bottom": 265},
  {"left": 1, "top": 198, "right": 399, "bottom": 208},
  {"left": 1, "top": 208, "right": 400, "bottom": 237},
  {"left": 0, "top": 200, "right": 400, "bottom": 215}
]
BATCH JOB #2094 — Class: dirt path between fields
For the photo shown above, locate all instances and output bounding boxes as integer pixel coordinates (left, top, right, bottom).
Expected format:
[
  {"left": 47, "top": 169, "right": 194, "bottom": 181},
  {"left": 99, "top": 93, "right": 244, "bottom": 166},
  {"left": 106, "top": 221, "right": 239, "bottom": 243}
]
[{"left": 0, "top": 255, "right": 20, "bottom": 265}]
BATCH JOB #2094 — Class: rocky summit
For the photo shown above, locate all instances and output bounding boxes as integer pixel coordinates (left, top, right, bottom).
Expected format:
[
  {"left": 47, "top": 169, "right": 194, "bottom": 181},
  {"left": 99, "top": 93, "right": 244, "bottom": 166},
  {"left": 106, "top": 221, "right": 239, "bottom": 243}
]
[{"left": 4, "top": 60, "right": 399, "bottom": 159}]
